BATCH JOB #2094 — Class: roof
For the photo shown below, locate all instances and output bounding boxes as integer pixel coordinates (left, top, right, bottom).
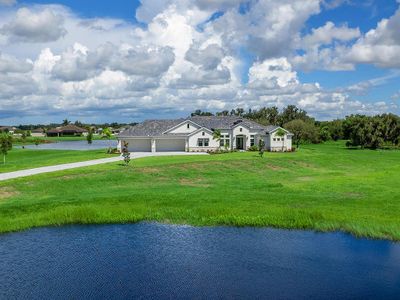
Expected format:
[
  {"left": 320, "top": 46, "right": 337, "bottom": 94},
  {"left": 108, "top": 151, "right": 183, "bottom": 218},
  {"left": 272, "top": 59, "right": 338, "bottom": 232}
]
[
  {"left": 119, "top": 116, "right": 281, "bottom": 137},
  {"left": 119, "top": 119, "right": 186, "bottom": 137},
  {"left": 0, "top": 126, "right": 16, "bottom": 131},
  {"left": 47, "top": 124, "right": 88, "bottom": 133},
  {"left": 187, "top": 116, "right": 267, "bottom": 131}
]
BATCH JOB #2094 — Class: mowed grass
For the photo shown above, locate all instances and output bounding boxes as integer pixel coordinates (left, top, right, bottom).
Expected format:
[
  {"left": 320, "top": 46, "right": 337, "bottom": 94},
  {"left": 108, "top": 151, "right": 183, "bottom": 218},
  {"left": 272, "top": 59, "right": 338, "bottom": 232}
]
[
  {"left": 0, "top": 141, "right": 399, "bottom": 240},
  {"left": 0, "top": 149, "right": 115, "bottom": 173}
]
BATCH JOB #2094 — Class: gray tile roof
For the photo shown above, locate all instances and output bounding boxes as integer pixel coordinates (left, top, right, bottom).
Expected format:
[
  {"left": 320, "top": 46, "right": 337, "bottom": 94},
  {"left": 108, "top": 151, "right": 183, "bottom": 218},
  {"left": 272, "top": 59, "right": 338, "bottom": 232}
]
[
  {"left": 119, "top": 119, "right": 185, "bottom": 137},
  {"left": 119, "top": 116, "right": 282, "bottom": 137},
  {"left": 188, "top": 116, "right": 267, "bottom": 131}
]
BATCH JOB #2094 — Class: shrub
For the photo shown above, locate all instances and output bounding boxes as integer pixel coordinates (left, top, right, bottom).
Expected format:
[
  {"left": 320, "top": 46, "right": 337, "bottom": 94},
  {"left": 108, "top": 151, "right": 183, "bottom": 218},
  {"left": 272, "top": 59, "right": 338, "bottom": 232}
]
[{"left": 248, "top": 145, "right": 259, "bottom": 151}]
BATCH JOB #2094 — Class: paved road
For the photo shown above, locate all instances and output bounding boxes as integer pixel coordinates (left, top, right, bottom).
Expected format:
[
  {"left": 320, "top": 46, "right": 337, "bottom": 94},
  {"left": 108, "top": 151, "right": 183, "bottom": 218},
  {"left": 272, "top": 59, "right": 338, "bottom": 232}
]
[{"left": 0, "top": 152, "right": 208, "bottom": 182}]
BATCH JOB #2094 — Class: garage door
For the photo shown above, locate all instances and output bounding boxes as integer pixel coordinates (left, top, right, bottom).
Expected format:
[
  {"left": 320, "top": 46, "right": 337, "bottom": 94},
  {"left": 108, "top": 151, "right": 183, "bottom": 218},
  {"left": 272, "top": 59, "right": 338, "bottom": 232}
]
[
  {"left": 156, "top": 139, "right": 185, "bottom": 152},
  {"left": 126, "top": 139, "right": 151, "bottom": 152}
]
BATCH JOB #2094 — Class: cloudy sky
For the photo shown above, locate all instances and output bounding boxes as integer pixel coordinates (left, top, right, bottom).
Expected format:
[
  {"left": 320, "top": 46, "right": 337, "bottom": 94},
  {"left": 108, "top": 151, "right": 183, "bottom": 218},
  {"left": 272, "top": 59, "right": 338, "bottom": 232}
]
[{"left": 0, "top": 0, "right": 400, "bottom": 124}]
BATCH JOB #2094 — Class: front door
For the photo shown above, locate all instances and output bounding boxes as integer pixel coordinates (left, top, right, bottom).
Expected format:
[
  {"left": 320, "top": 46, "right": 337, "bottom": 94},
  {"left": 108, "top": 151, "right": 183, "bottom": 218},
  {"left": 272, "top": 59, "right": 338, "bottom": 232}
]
[{"left": 236, "top": 136, "right": 244, "bottom": 150}]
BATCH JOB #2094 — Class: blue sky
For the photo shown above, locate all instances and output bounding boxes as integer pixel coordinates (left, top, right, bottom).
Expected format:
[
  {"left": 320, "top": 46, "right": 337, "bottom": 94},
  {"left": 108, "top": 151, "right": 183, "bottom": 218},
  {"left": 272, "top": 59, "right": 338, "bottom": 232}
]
[{"left": 0, "top": 0, "right": 399, "bottom": 124}]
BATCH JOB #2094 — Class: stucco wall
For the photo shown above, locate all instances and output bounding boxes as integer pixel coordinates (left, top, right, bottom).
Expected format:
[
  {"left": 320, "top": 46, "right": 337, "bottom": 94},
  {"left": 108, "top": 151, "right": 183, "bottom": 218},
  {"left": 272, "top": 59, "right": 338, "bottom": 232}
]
[
  {"left": 169, "top": 121, "right": 199, "bottom": 134},
  {"left": 188, "top": 130, "right": 219, "bottom": 151},
  {"left": 268, "top": 131, "right": 292, "bottom": 151}
]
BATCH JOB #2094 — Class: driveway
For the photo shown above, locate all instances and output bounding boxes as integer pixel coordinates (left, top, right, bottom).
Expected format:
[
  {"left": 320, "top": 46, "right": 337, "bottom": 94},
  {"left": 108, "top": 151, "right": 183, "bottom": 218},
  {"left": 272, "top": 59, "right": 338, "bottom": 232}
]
[{"left": 0, "top": 152, "right": 208, "bottom": 182}]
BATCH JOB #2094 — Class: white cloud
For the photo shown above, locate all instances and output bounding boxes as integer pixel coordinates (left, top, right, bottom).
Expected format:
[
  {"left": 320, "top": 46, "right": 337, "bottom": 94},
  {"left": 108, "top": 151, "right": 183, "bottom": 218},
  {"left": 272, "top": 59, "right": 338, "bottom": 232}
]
[
  {"left": 1, "top": 7, "right": 67, "bottom": 43},
  {"left": 345, "top": 7, "right": 400, "bottom": 68},
  {"left": 0, "top": 52, "right": 32, "bottom": 73},
  {"left": 0, "top": 1, "right": 398, "bottom": 123}
]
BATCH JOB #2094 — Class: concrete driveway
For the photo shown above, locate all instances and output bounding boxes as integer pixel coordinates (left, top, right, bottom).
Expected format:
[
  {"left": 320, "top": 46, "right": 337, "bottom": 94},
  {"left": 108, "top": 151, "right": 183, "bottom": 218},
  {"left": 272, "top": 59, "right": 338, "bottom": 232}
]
[{"left": 0, "top": 152, "right": 208, "bottom": 182}]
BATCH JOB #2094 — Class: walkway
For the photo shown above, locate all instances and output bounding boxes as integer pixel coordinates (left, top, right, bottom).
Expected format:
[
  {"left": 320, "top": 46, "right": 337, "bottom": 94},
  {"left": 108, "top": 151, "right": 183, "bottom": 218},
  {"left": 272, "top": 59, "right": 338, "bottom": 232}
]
[{"left": 0, "top": 152, "right": 208, "bottom": 182}]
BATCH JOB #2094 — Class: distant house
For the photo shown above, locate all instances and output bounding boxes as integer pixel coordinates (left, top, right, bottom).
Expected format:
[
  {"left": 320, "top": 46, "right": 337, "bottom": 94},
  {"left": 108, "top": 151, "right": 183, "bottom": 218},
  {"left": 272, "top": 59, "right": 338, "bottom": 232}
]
[
  {"left": 0, "top": 126, "right": 17, "bottom": 134},
  {"left": 46, "top": 125, "right": 88, "bottom": 137},
  {"left": 31, "top": 128, "right": 45, "bottom": 137},
  {"left": 118, "top": 116, "right": 293, "bottom": 152}
]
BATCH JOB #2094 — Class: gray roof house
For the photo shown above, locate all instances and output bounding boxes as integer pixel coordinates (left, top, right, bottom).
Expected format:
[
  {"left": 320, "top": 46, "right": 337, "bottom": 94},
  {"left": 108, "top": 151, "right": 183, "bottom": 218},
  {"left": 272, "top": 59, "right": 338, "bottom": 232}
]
[{"left": 118, "top": 116, "right": 292, "bottom": 152}]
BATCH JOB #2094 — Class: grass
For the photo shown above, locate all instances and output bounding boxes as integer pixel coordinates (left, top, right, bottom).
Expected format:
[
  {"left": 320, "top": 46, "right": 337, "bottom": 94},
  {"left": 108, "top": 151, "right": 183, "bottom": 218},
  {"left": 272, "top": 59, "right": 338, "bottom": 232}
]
[
  {"left": 0, "top": 141, "right": 399, "bottom": 240},
  {"left": 0, "top": 149, "right": 115, "bottom": 173}
]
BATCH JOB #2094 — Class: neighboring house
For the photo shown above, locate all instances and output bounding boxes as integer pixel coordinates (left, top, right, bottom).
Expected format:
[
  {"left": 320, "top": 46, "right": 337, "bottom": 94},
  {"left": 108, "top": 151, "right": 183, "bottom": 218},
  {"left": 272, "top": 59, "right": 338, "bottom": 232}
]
[
  {"left": 118, "top": 116, "right": 292, "bottom": 152},
  {"left": 46, "top": 125, "right": 88, "bottom": 137},
  {"left": 31, "top": 128, "right": 45, "bottom": 137},
  {"left": 0, "top": 126, "right": 17, "bottom": 134}
]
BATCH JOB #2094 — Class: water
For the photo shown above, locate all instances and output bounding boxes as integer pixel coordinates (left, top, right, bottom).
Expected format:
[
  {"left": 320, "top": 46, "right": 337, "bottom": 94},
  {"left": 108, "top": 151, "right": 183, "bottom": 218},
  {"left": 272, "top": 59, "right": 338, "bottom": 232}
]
[
  {"left": 0, "top": 223, "right": 399, "bottom": 299},
  {"left": 22, "top": 139, "right": 117, "bottom": 150}
]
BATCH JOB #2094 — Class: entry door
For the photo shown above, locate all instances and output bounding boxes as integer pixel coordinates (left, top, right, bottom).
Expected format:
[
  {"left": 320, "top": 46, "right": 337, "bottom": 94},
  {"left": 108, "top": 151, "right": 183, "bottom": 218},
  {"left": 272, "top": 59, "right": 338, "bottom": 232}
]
[{"left": 236, "top": 136, "right": 244, "bottom": 150}]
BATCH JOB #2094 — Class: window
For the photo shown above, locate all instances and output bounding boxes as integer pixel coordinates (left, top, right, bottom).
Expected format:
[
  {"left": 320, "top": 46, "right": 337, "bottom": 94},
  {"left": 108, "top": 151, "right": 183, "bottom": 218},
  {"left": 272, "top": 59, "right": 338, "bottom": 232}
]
[
  {"left": 198, "top": 138, "right": 209, "bottom": 147},
  {"left": 273, "top": 138, "right": 276, "bottom": 141},
  {"left": 220, "top": 135, "right": 230, "bottom": 148},
  {"left": 239, "top": 128, "right": 243, "bottom": 132},
  {"left": 202, "top": 131, "right": 205, "bottom": 136},
  {"left": 250, "top": 135, "right": 255, "bottom": 147},
  {"left": 187, "top": 123, "right": 190, "bottom": 129}
]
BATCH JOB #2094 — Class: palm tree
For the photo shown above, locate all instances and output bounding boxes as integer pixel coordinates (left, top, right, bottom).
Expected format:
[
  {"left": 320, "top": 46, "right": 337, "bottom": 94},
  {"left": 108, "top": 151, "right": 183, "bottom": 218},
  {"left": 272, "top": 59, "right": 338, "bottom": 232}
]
[
  {"left": 212, "top": 129, "right": 222, "bottom": 148},
  {"left": 275, "top": 128, "right": 286, "bottom": 152},
  {"left": 102, "top": 127, "right": 113, "bottom": 153}
]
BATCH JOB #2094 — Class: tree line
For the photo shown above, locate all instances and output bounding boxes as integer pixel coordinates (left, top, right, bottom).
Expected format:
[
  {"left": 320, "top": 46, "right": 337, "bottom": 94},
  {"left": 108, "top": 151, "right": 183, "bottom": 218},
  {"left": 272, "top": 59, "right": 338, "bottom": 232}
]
[{"left": 191, "top": 106, "right": 400, "bottom": 149}]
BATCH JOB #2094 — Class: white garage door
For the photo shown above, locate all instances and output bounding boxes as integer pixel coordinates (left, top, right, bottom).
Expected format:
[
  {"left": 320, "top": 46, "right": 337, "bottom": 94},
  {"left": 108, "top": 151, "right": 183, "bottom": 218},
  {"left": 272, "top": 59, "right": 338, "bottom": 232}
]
[
  {"left": 126, "top": 139, "right": 151, "bottom": 152},
  {"left": 156, "top": 139, "right": 185, "bottom": 152}
]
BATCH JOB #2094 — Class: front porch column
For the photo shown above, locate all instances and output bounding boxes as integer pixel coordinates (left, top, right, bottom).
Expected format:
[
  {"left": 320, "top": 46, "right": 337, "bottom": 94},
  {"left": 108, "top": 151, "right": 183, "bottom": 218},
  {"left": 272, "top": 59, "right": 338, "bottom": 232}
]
[
  {"left": 185, "top": 138, "right": 189, "bottom": 152},
  {"left": 151, "top": 138, "right": 156, "bottom": 152}
]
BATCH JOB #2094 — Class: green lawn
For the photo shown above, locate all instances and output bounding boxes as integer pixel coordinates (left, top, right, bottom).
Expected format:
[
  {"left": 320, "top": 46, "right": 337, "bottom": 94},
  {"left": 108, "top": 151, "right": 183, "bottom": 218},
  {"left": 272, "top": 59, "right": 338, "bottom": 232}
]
[
  {"left": 0, "top": 141, "right": 399, "bottom": 240},
  {"left": 0, "top": 149, "right": 115, "bottom": 173}
]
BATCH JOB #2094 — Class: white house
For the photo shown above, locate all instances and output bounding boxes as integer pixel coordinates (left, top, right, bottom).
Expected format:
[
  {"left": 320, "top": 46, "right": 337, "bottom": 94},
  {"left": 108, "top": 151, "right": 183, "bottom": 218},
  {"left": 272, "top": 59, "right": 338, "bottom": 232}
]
[{"left": 117, "top": 116, "right": 292, "bottom": 152}]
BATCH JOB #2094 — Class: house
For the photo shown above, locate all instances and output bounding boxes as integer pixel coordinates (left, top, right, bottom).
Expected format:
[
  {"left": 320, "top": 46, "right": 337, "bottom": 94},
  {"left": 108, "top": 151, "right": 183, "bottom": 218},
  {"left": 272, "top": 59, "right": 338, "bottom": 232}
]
[
  {"left": 31, "top": 128, "right": 45, "bottom": 137},
  {"left": 46, "top": 125, "right": 88, "bottom": 137},
  {"left": 0, "top": 126, "right": 17, "bottom": 134},
  {"left": 117, "top": 116, "right": 292, "bottom": 152}
]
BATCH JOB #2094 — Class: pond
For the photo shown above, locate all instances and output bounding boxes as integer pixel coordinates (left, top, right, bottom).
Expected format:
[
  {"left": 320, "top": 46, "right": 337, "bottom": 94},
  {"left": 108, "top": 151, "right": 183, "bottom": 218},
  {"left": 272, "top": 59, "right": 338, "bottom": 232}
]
[
  {"left": 0, "top": 223, "right": 399, "bottom": 299},
  {"left": 22, "top": 139, "right": 118, "bottom": 150}
]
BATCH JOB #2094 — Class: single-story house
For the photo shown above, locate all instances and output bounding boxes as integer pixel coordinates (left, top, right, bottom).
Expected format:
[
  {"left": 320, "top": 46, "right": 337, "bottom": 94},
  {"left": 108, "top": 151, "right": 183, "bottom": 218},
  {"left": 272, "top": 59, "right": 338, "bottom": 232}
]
[
  {"left": 46, "top": 125, "right": 88, "bottom": 137},
  {"left": 0, "top": 126, "right": 17, "bottom": 134},
  {"left": 117, "top": 116, "right": 292, "bottom": 152},
  {"left": 31, "top": 128, "right": 45, "bottom": 137}
]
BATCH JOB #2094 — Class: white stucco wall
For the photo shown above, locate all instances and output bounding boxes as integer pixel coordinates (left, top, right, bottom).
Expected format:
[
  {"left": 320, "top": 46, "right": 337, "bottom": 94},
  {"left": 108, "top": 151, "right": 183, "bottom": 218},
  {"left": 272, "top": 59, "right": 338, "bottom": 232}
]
[
  {"left": 188, "top": 130, "right": 219, "bottom": 151},
  {"left": 169, "top": 121, "right": 199, "bottom": 134},
  {"left": 232, "top": 125, "right": 250, "bottom": 149},
  {"left": 268, "top": 131, "right": 292, "bottom": 151}
]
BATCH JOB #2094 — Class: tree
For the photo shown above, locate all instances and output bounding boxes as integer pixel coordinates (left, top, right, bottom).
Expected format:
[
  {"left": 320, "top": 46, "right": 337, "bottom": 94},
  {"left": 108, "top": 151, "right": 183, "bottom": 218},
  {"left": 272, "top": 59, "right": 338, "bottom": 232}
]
[
  {"left": 284, "top": 119, "right": 311, "bottom": 148},
  {"left": 102, "top": 127, "right": 113, "bottom": 153},
  {"left": 275, "top": 128, "right": 286, "bottom": 151},
  {"left": 62, "top": 119, "right": 71, "bottom": 126},
  {"left": 86, "top": 128, "right": 93, "bottom": 144},
  {"left": 0, "top": 133, "right": 13, "bottom": 164},
  {"left": 212, "top": 129, "right": 222, "bottom": 148},
  {"left": 258, "top": 139, "right": 265, "bottom": 158},
  {"left": 21, "top": 131, "right": 27, "bottom": 149},
  {"left": 102, "top": 127, "right": 112, "bottom": 139},
  {"left": 243, "top": 106, "right": 279, "bottom": 125},
  {"left": 191, "top": 110, "right": 213, "bottom": 116},
  {"left": 121, "top": 141, "right": 131, "bottom": 166},
  {"left": 278, "top": 105, "right": 312, "bottom": 126},
  {"left": 319, "top": 126, "right": 331, "bottom": 142}
]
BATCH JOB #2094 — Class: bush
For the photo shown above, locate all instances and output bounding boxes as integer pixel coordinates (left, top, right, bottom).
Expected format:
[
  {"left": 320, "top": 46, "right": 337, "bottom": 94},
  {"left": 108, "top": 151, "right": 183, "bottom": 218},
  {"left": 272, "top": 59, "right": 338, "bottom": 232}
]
[
  {"left": 107, "top": 147, "right": 119, "bottom": 154},
  {"left": 248, "top": 145, "right": 259, "bottom": 151}
]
